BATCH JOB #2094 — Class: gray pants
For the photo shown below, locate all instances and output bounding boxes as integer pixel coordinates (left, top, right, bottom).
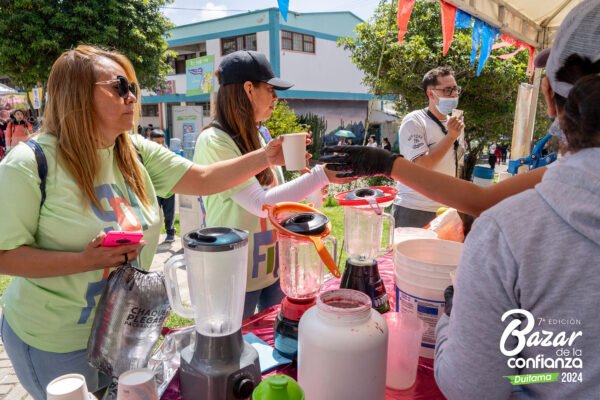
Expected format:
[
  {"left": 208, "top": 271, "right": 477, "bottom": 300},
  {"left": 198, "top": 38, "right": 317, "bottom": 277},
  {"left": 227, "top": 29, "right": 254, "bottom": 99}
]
[{"left": 392, "top": 204, "right": 437, "bottom": 228}]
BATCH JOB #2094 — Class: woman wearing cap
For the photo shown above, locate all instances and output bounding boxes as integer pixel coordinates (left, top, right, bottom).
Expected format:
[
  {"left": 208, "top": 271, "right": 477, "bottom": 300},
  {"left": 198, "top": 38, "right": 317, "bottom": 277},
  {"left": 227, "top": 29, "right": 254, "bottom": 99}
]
[
  {"left": 194, "top": 50, "right": 349, "bottom": 318},
  {"left": 0, "top": 45, "right": 292, "bottom": 399},
  {"left": 432, "top": 55, "right": 600, "bottom": 400}
]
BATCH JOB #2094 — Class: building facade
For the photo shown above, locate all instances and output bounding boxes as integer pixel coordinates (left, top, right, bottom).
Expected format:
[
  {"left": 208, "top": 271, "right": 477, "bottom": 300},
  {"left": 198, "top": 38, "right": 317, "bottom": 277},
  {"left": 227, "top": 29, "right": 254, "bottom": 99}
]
[{"left": 141, "top": 8, "right": 380, "bottom": 141}]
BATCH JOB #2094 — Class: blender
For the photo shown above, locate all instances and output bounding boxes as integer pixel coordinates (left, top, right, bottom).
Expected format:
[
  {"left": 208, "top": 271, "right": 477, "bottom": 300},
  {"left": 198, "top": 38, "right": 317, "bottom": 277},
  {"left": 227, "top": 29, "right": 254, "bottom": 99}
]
[
  {"left": 335, "top": 187, "right": 397, "bottom": 313},
  {"left": 264, "top": 203, "right": 339, "bottom": 359},
  {"left": 164, "top": 227, "right": 261, "bottom": 400}
]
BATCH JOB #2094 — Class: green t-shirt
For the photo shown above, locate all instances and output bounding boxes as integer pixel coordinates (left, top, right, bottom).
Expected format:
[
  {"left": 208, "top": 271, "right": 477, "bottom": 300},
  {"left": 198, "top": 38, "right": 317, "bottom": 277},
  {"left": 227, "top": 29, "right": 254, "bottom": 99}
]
[
  {"left": 0, "top": 133, "right": 192, "bottom": 352},
  {"left": 194, "top": 127, "right": 284, "bottom": 292}
]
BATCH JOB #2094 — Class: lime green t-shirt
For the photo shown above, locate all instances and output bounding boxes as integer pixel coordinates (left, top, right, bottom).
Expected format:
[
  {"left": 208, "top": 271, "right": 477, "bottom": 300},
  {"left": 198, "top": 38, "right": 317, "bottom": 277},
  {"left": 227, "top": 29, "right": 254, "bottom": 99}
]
[
  {"left": 0, "top": 133, "right": 192, "bottom": 352},
  {"left": 193, "top": 127, "right": 284, "bottom": 292}
]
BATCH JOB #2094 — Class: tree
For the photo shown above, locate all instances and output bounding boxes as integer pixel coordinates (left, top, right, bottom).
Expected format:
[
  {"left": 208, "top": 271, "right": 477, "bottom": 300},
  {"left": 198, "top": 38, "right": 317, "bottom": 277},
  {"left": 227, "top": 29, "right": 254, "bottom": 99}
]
[
  {"left": 264, "top": 100, "right": 303, "bottom": 137},
  {"left": 297, "top": 112, "right": 328, "bottom": 157},
  {"left": 0, "top": 0, "right": 174, "bottom": 93},
  {"left": 339, "top": 0, "right": 550, "bottom": 179}
]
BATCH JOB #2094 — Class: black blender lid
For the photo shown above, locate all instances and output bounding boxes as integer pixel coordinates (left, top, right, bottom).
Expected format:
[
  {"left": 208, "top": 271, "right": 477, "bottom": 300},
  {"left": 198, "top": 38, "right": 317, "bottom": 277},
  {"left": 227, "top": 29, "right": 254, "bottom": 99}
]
[
  {"left": 280, "top": 212, "right": 329, "bottom": 235},
  {"left": 183, "top": 227, "right": 249, "bottom": 252},
  {"left": 345, "top": 188, "right": 385, "bottom": 201}
]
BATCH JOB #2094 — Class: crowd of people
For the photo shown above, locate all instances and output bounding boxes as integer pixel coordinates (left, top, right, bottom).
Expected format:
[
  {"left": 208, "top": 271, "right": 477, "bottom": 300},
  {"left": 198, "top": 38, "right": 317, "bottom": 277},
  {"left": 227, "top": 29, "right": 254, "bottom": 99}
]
[
  {"left": 0, "top": 1, "right": 598, "bottom": 399},
  {"left": 0, "top": 110, "right": 40, "bottom": 160},
  {"left": 488, "top": 141, "right": 509, "bottom": 169},
  {"left": 336, "top": 134, "right": 393, "bottom": 151}
]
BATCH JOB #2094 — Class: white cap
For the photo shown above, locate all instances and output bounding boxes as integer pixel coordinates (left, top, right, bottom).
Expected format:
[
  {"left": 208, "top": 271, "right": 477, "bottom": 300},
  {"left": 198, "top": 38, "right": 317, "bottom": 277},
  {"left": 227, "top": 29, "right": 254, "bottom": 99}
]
[{"left": 535, "top": 0, "right": 600, "bottom": 97}]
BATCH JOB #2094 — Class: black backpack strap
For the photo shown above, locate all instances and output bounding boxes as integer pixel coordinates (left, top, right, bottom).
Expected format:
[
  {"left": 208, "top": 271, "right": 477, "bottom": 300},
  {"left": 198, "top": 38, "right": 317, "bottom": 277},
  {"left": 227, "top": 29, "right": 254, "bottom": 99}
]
[{"left": 24, "top": 140, "right": 47, "bottom": 208}]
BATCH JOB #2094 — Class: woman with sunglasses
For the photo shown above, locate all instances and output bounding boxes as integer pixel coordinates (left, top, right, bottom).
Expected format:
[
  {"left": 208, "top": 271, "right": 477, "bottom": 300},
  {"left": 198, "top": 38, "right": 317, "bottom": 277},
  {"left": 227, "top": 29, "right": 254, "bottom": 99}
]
[
  {"left": 194, "top": 50, "right": 350, "bottom": 319},
  {"left": 0, "top": 45, "right": 292, "bottom": 399}
]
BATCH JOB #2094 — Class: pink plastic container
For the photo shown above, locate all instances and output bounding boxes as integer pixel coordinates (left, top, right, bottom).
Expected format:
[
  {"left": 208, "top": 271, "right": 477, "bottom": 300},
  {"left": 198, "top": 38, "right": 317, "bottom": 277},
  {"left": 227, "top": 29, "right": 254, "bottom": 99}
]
[{"left": 384, "top": 312, "right": 424, "bottom": 390}]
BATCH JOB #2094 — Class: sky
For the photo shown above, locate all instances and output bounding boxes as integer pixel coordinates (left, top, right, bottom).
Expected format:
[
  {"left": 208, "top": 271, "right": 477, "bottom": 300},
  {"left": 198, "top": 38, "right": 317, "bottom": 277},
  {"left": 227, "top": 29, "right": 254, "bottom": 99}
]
[{"left": 162, "top": 0, "right": 380, "bottom": 26}]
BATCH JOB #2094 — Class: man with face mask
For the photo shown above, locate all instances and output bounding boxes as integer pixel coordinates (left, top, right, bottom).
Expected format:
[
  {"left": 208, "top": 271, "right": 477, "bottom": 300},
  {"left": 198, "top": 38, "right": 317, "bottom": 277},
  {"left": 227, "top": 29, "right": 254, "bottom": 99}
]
[{"left": 393, "top": 66, "right": 464, "bottom": 228}]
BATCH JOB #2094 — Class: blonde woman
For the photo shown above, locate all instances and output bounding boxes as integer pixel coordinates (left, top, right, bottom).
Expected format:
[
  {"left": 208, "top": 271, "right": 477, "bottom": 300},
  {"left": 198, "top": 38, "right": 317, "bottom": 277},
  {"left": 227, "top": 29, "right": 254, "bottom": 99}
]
[{"left": 0, "top": 45, "right": 288, "bottom": 399}]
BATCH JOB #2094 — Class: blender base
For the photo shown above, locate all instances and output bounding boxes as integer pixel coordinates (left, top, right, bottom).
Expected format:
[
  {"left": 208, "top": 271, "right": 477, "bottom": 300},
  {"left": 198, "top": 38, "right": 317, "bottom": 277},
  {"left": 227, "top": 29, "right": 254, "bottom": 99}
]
[{"left": 179, "top": 329, "right": 261, "bottom": 400}]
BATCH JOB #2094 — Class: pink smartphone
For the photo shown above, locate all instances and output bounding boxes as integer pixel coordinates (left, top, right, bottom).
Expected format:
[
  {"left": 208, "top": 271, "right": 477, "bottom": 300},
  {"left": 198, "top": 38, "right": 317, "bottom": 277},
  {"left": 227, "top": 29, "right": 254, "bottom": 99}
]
[{"left": 101, "top": 231, "right": 144, "bottom": 247}]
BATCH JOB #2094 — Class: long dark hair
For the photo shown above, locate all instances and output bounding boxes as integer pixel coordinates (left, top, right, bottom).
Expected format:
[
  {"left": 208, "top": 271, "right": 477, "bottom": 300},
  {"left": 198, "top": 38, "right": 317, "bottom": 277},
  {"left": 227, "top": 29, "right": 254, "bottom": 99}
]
[
  {"left": 208, "top": 81, "right": 274, "bottom": 186},
  {"left": 554, "top": 55, "right": 600, "bottom": 152}
]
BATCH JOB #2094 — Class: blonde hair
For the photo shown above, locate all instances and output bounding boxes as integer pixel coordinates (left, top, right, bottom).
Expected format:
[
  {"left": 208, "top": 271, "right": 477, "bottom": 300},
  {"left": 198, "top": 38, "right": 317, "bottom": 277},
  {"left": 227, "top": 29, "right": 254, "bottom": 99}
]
[{"left": 43, "top": 45, "right": 150, "bottom": 209}]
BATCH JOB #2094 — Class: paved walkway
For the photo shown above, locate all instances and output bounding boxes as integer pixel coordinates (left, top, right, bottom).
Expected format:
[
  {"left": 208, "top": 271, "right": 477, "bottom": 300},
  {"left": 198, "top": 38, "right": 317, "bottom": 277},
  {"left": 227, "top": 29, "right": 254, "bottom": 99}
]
[{"left": 0, "top": 234, "right": 183, "bottom": 400}]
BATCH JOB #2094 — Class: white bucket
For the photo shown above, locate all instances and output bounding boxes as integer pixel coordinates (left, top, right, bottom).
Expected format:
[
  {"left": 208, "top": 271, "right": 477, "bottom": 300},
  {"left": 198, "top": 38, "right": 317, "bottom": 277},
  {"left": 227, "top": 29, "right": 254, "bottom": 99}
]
[{"left": 394, "top": 238, "right": 463, "bottom": 358}]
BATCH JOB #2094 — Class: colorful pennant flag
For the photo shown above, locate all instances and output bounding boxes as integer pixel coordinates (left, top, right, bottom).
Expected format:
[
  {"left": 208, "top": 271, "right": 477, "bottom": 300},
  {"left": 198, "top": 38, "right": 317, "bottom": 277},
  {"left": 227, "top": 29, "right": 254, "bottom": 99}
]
[
  {"left": 278, "top": 0, "right": 289, "bottom": 22},
  {"left": 500, "top": 33, "right": 535, "bottom": 72},
  {"left": 455, "top": 9, "right": 472, "bottom": 29},
  {"left": 470, "top": 18, "right": 499, "bottom": 75},
  {"left": 397, "top": 0, "right": 416, "bottom": 44},
  {"left": 440, "top": 1, "right": 457, "bottom": 56}
]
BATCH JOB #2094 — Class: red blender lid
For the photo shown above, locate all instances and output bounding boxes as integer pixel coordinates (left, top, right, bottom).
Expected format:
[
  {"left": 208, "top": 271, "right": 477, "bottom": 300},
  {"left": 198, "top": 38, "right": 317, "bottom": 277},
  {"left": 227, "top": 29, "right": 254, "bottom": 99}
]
[{"left": 335, "top": 186, "right": 397, "bottom": 206}]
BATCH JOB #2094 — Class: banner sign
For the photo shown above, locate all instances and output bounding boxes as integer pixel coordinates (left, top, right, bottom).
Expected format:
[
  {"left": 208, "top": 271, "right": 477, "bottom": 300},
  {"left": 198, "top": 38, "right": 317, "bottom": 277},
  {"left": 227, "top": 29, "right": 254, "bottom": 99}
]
[{"left": 186, "top": 55, "right": 214, "bottom": 96}]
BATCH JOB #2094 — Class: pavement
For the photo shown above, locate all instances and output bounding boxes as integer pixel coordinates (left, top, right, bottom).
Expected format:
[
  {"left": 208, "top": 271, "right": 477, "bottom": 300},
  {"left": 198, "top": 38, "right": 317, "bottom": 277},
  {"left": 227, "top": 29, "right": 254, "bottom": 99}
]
[{"left": 0, "top": 233, "right": 183, "bottom": 400}]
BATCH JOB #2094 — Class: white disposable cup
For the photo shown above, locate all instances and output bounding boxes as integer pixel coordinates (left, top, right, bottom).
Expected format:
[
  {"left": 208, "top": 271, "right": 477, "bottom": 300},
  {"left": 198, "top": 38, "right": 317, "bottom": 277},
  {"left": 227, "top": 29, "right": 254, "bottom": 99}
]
[
  {"left": 384, "top": 312, "right": 424, "bottom": 390},
  {"left": 46, "top": 374, "right": 92, "bottom": 400},
  {"left": 117, "top": 369, "right": 158, "bottom": 400},
  {"left": 282, "top": 133, "right": 307, "bottom": 171}
]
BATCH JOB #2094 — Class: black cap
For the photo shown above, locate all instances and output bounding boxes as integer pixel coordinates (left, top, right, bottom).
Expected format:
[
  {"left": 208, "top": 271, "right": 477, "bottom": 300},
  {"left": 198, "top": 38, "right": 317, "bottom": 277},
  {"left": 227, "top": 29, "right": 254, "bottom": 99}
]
[{"left": 217, "top": 50, "right": 294, "bottom": 90}]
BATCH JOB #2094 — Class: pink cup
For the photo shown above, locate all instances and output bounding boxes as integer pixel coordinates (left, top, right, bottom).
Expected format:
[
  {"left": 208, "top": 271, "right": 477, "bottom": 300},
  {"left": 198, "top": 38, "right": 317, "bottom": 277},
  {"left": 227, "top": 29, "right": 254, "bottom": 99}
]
[{"left": 384, "top": 312, "right": 424, "bottom": 390}]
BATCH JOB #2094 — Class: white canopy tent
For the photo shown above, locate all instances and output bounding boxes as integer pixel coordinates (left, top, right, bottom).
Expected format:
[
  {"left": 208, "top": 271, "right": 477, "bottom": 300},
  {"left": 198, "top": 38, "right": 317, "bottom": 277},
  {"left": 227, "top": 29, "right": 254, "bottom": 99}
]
[
  {"left": 444, "top": 0, "right": 585, "bottom": 168},
  {"left": 0, "top": 83, "right": 17, "bottom": 95},
  {"left": 444, "top": 0, "right": 584, "bottom": 49}
]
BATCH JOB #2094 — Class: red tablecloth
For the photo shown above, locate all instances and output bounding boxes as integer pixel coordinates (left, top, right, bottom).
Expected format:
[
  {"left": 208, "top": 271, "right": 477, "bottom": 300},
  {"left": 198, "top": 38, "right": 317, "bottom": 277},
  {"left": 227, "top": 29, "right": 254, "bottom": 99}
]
[{"left": 162, "top": 253, "right": 445, "bottom": 399}]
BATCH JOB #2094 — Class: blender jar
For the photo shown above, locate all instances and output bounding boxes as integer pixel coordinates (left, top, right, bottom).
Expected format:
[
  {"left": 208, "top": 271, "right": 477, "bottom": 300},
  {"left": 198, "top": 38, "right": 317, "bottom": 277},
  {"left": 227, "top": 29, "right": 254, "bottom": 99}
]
[
  {"left": 164, "top": 227, "right": 249, "bottom": 337},
  {"left": 336, "top": 187, "right": 396, "bottom": 260}
]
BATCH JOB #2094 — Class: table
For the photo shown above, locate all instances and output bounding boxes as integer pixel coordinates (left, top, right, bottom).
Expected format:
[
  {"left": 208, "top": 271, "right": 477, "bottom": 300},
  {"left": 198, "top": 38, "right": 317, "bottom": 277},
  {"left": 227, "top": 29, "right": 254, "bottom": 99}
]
[{"left": 162, "top": 253, "right": 445, "bottom": 399}]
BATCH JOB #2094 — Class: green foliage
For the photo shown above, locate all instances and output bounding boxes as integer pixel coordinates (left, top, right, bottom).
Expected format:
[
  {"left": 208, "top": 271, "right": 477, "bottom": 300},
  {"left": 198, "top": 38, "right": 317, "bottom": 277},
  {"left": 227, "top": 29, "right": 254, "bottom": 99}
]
[
  {"left": 0, "top": 0, "right": 175, "bottom": 90},
  {"left": 264, "top": 100, "right": 303, "bottom": 137},
  {"left": 298, "top": 112, "right": 328, "bottom": 157},
  {"left": 339, "top": 0, "right": 551, "bottom": 178}
]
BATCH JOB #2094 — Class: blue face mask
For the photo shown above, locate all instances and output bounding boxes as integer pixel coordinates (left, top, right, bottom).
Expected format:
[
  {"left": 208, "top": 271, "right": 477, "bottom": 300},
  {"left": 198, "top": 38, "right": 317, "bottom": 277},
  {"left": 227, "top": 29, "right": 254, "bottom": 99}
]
[
  {"left": 435, "top": 95, "right": 459, "bottom": 115},
  {"left": 549, "top": 117, "right": 568, "bottom": 145}
]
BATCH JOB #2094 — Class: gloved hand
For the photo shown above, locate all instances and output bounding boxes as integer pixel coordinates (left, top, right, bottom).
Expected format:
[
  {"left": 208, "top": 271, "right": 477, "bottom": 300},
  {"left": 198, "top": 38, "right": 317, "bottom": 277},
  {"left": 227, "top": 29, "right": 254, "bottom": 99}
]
[
  {"left": 320, "top": 146, "right": 399, "bottom": 178},
  {"left": 444, "top": 285, "right": 454, "bottom": 317}
]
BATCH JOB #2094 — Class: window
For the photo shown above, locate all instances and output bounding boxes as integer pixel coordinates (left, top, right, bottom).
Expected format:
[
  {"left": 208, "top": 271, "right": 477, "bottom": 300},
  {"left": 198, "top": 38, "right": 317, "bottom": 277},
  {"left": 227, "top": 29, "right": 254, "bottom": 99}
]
[
  {"left": 281, "top": 30, "right": 315, "bottom": 53},
  {"left": 171, "top": 54, "right": 196, "bottom": 74},
  {"left": 221, "top": 33, "right": 257, "bottom": 55},
  {"left": 142, "top": 104, "right": 159, "bottom": 117}
]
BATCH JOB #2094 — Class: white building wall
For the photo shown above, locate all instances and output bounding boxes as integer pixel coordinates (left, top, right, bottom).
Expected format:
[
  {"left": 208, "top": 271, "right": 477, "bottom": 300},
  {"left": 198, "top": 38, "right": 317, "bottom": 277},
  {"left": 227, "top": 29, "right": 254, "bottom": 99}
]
[
  {"left": 286, "top": 99, "right": 367, "bottom": 135},
  {"left": 279, "top": 38, "right": 368, "bottom": 93},
  {"left": 170, "top": 30, "right": 270, "bottom": 94}
]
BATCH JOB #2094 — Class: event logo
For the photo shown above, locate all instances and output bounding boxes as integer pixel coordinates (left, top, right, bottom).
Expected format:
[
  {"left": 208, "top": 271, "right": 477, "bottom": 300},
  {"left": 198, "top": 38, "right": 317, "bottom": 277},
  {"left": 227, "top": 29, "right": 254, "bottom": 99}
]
[{"left": 500, "top": 309, "right": 583, "bottom": 385}]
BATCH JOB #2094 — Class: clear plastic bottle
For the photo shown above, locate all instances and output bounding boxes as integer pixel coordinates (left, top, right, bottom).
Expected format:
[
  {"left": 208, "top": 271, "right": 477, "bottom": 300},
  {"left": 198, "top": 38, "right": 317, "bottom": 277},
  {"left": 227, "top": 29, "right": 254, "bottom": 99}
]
[{"left": 298, "top": 289, "right": 388, "bottom": 400}]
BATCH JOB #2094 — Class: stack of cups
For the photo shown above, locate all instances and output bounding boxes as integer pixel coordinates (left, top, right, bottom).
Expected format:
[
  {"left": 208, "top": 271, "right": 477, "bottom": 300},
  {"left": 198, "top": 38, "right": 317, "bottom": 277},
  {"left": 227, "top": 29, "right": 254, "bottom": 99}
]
[
  {"left": 117, "top": 369, "right": 159, "bottom": 400},
  {"left": 384, "top": 312, "right": 425, "bottom": 390},
  {"left": 46, "top": 374, "right": 93, "bottom": 400}
]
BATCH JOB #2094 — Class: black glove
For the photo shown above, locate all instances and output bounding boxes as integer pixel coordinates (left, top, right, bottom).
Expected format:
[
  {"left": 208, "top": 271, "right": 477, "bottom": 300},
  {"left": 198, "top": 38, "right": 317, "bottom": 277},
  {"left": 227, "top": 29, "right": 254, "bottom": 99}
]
[
  {"left": 320, "top": 146, "right": 399, "bottom": 178},
  {"left": 444, "top": 285, "right": 454, "bottom": 317}
]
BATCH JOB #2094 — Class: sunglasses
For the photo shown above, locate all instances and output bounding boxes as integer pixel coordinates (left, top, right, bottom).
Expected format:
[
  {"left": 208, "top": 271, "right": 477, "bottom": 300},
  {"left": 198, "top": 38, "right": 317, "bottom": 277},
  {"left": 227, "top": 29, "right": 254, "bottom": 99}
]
[
  {"left": 95, "top": 75, "right": 138, "bottom": 99},
  {"left": 432, "top": 86, "right": 461, "bottom": 96}
]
